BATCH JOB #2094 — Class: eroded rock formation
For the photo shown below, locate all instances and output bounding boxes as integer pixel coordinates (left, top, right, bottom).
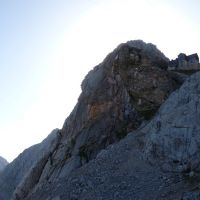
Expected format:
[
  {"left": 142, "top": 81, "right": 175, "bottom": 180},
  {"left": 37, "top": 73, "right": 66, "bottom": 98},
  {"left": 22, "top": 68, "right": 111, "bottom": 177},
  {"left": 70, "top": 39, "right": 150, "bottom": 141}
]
[
  {"left": 0, "top": 40, "right": 199, "bottom": 200},
  {"left": 25, "top": 72, "right": 200, "bottom": 200},
  {"left": 168, "top": 53, "right": 200, "bottom": 71},
  {"left": 19, "top": 40, "right": 181, "bottom": 199}
]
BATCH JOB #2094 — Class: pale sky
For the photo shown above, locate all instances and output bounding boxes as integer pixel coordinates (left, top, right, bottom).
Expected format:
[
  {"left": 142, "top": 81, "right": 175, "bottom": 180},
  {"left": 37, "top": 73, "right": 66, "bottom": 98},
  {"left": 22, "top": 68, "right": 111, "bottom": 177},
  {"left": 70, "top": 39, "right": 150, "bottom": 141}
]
[{"left": 0, "top": 0, "right": 200, "bottom": 162}]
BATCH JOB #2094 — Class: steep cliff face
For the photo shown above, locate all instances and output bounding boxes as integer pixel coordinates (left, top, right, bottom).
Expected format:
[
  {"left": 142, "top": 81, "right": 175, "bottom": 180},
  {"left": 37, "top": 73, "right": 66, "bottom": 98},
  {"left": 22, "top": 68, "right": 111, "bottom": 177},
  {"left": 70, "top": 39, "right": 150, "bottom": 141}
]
[
  {"left": 0, "top": 156, "right": 8, "bottom": 172},
  {"left": 143, "top": 71, "right": 200, "bottom": 174},
  {"left": 0, "top": 40, "right": 194, "bottom": 200},
  {"left": 25, "top": 72, "right": 200, "bottom": 200},
  {"left": 6, "top": 40, "right": 181, "bottom": 200}
]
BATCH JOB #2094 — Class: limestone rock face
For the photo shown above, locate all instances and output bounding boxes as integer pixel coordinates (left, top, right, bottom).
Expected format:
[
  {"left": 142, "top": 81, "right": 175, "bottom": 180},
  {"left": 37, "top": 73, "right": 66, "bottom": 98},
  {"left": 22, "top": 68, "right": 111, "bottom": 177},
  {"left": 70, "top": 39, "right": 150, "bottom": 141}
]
[
  {"left": 0, "top": 40, "right": 194, "bottom": 200},
  {"left": 142, "top": 71, "right": 200, "bottom": 174},
  {"left": 0, "top": 156, "right": 8, "bottom": 172},
  {"left": 7, "top": 40, "right": 181, "bottom": 199},
  {"left": 168, "top": 53, "right": 200, "bottom": 71},
  {"left": 127, "top": 40, "right": 169, "bottom": 69},
  {"left": 0, "top": 129, "right": 61, "bottom": 200},
  {"left": 25, "top": 72, "right": 200, "bottom": 200}
]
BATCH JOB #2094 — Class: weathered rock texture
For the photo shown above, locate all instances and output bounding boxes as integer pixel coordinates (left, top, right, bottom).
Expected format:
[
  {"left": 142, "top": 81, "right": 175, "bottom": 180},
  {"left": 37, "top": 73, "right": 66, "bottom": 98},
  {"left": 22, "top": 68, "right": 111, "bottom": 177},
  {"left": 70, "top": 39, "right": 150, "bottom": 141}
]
[
  {"left": 168, "top": 53, "right": 200, "bottom": 71},
  {"left": 24, "top": 72, "right": 200, "bottom": 200},
  {"left": 0, "top": 40, "right": 196, "bottom": 200},
  {"left": 0, "top": 129, "right": 61, "bottom": 200},
  {"left": 142, "top": 71, "right": 200, "bottom": 174},
  {"left": 12, "top": 40, "right": 182, "bottom": 200},
  {"left": 0, "top": 156, "right": 8, "bottom": 172}
]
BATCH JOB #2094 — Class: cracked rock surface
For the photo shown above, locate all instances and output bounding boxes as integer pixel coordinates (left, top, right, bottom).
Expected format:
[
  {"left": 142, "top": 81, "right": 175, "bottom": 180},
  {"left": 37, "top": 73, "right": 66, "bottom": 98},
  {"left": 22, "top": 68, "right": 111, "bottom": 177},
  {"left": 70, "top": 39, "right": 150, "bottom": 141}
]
[
  {"left": 26, "top": 72, "right": 200, "bottom": 200},
  {"left": 0, "top": 40, "right": 197, "bottom": 199},
  {"left": 10, "top": 40, "right": 180, "bottom": 200}
]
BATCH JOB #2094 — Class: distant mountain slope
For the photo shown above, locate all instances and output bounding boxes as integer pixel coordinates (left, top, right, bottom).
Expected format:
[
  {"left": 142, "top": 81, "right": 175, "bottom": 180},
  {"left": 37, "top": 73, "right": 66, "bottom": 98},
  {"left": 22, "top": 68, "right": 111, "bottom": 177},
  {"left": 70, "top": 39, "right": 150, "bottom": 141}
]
[
  {"left": 0, "top": 156, "right": 8, "bottom": 172},
  {"left": 0, "top": 129, "right": 61, "bottom": 200}
]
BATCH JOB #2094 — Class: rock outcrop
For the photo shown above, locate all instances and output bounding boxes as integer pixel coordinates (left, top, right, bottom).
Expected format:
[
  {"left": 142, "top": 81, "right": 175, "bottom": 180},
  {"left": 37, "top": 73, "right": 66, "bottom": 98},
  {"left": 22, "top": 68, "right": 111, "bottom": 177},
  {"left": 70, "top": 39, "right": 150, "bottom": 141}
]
[
  {"left": 13, "top": 40, "right": 182, "bottom": 200},
  {"left": 142, "top": 71, "right": 200, "bottom": 174},
  {"left": 24, "top": 72, "right": 200, "bottom": 200},
  {"left": 0, "top": 40, "right": 198, "bottom": 199},
  {"left": 0, "top": 156, "right": 8, "bottom": 172},
  {"left": 0, "top": 129, "right": 61, "bottom": 200},
  {"left": 168, "top": 53, "right": 200, "bottom": 71}
]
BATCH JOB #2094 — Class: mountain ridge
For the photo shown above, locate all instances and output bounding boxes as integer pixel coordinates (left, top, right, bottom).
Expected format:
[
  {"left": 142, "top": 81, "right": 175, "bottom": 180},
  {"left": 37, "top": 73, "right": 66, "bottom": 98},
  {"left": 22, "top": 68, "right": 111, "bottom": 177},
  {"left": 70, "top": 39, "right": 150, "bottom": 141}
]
[{"left": 0, "top": 40, "right": 200, "bottom": 200}]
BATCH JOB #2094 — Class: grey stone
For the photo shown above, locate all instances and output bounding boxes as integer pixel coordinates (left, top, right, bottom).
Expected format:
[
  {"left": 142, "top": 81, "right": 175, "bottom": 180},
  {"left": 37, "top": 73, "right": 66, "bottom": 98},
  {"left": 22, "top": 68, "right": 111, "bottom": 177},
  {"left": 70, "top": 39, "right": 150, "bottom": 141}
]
[
  {"left": 25, "top": 71, "right": 200, "bottom": 199},
  {"left": 51, "top": 196, "right": 61, "bottom": 200},
  {"left": 142, "top": 72, "right": 200, "bottom": 173},
  {"left": 168, "top": 53, "right": 200, "bottom": 71},
  {"left": 1, "top": 40, "right": 196, "bottom": 199},
  {"left": 17, "top": 40, "right": 180, "bottom": 200},
  {"left": 0, "top": 156, "right": 8, "bottom": 172}
]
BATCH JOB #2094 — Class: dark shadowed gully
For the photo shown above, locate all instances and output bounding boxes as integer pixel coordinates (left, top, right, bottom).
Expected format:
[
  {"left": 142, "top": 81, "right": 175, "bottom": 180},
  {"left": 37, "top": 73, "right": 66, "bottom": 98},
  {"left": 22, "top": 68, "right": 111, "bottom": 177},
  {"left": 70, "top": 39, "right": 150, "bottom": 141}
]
[{"left": 0, "top": 40, "right": 200, "bottom": 200}]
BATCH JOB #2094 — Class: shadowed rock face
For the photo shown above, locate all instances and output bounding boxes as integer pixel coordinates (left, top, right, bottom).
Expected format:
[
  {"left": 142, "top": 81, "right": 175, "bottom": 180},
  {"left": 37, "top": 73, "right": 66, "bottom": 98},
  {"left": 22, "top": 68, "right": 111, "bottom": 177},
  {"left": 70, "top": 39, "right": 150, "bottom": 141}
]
[
  {"left": 5, "top": 39, "right": 200, "bottom": 199},
  {"left": 0, "top": 156, "right": 8, "bottom": 172},
  {"left": 25, "top": 72, "right": 200, "bottom": 200},
  {"left": 9, "top": 40, "right": 182, "bottom": 200}
]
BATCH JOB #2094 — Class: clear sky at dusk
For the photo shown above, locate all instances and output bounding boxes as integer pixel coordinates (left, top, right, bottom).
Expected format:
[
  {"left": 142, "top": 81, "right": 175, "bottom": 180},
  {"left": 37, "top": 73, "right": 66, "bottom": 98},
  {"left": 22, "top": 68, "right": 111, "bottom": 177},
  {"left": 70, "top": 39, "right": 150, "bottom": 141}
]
[{"left": 0, "top": 0, "right": 200, "bottom": 162}]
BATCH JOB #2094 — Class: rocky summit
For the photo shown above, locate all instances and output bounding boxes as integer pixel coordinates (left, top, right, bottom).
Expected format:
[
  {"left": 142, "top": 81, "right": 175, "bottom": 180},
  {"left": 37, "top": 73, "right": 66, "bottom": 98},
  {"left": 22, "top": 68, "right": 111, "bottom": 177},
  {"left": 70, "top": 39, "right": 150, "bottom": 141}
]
[
  {"left": 0, "top": 40, "right": 200, "bottom": 200},
  {"left": 168, "top": 53, "right": 200, "bottom": 71}
]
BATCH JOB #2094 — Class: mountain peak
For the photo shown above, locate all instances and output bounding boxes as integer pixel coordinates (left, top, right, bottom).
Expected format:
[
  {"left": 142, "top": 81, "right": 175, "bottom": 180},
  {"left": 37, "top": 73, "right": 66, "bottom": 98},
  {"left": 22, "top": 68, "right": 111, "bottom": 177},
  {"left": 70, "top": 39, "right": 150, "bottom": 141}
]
[
  {"left": 1, "top": 40, "right": 200, "bottom": 199},
  {"left": 168, "top": 52, "right": 200, "bottom": 71},
  {"left": 127, "top": 40, "right": 169, "bottom": 61}
]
